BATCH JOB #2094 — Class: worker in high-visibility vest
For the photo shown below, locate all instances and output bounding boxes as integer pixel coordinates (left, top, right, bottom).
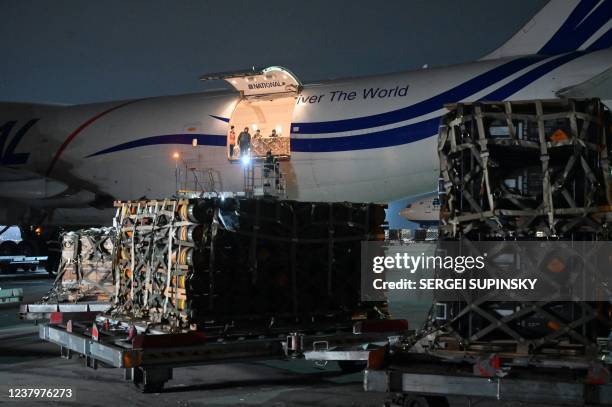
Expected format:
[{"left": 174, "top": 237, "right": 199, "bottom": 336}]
[{"left": 228, "top": 125, "right": 236, "bottom": 158}]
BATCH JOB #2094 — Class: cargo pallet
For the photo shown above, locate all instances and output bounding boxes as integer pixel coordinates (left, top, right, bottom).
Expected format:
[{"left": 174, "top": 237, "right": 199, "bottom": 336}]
[
  {"left": 111, "top": 197, "right": 386, "bottom": 332},
  {"left": 363, "top": 347, "right": 612, "bottom": 406},
  {"left": 19, "top": 302, "right": 110, "bottom": 320},
  {"left": 0, "top": 288, "right": 23, "bottom": 304},
  {"left": 39, "top": 313, "right": 407, "bottom": 393},
  {"left": 361, "top": 99, "right": 612, "bottom": 406}
]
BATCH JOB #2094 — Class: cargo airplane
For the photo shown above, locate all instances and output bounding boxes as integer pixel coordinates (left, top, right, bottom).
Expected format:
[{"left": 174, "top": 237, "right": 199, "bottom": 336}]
[
  {"left": 399, "top": 195, "right": 441, "bottom": 228},
  {"left": 0, "top": 0, "right": 611, "bottom": 262}
]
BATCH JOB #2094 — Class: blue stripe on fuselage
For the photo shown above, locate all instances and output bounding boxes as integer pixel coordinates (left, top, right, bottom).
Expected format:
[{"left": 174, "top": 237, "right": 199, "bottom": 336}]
[
  {"left": 291, "top": 118, "right": 439, "bottom": 152},
  {"left": 209, "top": 114, "right": 230, "bottom": 122},
  {"left": 87, "top": 51, "right": 588, "bottom": 156},
  {"left": 87, "top": 133, "right": 226, "bottom": 157},
  {"left": 482, "top": 51, "right": 585, "bottom": 100},
  {"left": 290, "top": 55, "right": 546, "bottom": 135},
  {"left": 539, "top": 0, "right": 612, "bottom": 55},
  {"left": 294, "top": 52, "right": 588, "bottom": 152},
  {"left": 86, "top": 119, "right": 440, "bottom": 157},
  {"left": 587, "top": 28, "right": 612, "bottom": 51}
]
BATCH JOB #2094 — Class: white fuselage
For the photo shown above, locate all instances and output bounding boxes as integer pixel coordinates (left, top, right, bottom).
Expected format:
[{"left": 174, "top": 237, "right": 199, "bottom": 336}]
[
  {"left": 400, "top": 195, "right": 441, "bottom": 226},
  {"left": 1, "top": 49, "right": 611, "bottom": 225}
]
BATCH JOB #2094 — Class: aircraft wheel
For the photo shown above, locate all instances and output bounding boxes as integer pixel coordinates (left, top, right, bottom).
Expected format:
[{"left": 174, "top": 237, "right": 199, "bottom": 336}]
[
  {"left": 0, "top": 263, "right": 18, "bottom": 274},
  {"left": 0, "top": 240, "right": 18, "bottom": 256},
  {"left": 17, "top": 240, "right": 38, "bottom": 257}
]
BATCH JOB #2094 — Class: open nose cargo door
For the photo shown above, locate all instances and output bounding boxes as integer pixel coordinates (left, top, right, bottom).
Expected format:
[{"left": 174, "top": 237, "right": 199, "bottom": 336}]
[{"left": 201, "top": 66, "right": 302, "bottom": 161}]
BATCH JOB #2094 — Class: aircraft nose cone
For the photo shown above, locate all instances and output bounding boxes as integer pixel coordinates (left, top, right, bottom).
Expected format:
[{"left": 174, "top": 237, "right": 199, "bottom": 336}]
[{"left": 399, "top": 208, "right": 415, "bottom": 220}]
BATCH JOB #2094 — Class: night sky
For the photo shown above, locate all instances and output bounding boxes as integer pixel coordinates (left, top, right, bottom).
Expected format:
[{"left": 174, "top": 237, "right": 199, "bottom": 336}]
[
  {"left": 0, "top": 0, "right": 547, "bottom": 228},
  {"left": 1, "top": 0, "right": 546, "bottom": 104}
]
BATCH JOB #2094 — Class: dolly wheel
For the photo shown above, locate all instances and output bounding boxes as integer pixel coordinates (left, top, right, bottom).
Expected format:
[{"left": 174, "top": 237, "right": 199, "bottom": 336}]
[
  {"left": 337, "top": 360, "right": 367, "bottom": 373},
  {"left": 127, "top": 367, "right": 171, "bottom": 393},
  {"left": 400, "top": 395, "right": 449, "bottom": 407},
  {"left": 135, "top": 381, "right": 164, "bottom": 394}
]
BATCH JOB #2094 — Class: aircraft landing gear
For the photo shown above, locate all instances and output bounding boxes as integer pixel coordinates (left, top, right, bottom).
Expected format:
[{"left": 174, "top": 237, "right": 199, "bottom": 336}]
[
  {"left": 18, "top": 226, "right": 61, "bottom": 277},
  {"left": 0, "top": 240, "right": 18, "bottom": 256},
  {"left": 0, "top": 240, "right": 19, "bottom": 273}
]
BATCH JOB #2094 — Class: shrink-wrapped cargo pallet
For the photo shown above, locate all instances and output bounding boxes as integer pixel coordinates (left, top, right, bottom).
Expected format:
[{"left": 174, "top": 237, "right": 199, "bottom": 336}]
[{"left": 112, "top": 197, "right": 386, "bottom": 332}]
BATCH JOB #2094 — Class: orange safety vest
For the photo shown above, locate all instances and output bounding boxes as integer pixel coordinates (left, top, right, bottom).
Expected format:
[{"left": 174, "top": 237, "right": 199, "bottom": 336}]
[{"left": 228, "top": 130, "right": 236, "bottom": 144}]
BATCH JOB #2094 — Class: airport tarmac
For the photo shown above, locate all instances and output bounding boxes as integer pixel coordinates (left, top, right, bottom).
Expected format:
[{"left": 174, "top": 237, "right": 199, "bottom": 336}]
[{"left": 0, "top": 275, "right": 559, "bottom": 406}]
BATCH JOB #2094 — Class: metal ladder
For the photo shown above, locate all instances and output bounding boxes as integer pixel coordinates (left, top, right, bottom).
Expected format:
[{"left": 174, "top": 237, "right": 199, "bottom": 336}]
[
  {"left": 175, "top": 163, "right": 219, "bottom": 197},
  {"left": 243, "top": 158, "right": 286, "bottom": 199}
]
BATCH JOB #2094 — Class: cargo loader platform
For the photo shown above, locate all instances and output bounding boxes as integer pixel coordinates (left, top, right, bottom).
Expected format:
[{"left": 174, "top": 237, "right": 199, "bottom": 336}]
[
  {"left": 39, "top": 314, "right": 407, "bottom": 393},
  {"left": 363, "top": 348, "right": 612, "bottom": 406}
]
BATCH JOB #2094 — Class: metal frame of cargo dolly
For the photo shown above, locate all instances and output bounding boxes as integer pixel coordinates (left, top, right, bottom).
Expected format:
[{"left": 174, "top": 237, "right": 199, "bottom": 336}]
[
  {"left": 0, "top": 255, "right": 48, "bottom": 264},
  {"left": 19, "top": 302, "right": 111, "bottom": 320},
  {"left": 39, "top": 315, "right": 407, "bottom": 393},
  {"left": 360, "top": 333, "right": 612, "bottom": 406},
  {"left": 364, "top": 359, "right": 612, "bottom": 406}
]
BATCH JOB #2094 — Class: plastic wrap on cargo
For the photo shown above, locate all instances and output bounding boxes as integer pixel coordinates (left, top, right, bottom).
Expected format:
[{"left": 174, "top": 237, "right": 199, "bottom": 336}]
[{"left": 111, "top": 197, "right": 387, "bottom": 332}]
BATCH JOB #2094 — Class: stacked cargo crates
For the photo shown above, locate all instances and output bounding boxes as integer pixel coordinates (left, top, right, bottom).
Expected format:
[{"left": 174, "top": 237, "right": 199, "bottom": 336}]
[
  {"left": 43, "top": 228, "right": 116, "bottom": 303},
  {"left": 434, "top": 99, "right": 612, "bottom": 356},
  {"left": 112, "top": 197, "right": 386, "bottom": 333},
  {"left": 439, "top": 99, "right": 612, "bottom": 238}
]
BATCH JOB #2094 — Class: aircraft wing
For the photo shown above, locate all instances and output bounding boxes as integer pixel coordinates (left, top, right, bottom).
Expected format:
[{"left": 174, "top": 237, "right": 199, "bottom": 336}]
[
  {"left": 0, "top": 166, "right": 112, "bottom": 210},
  {"left": 556, "top": 67, "right": 612, "bottom": 101},
  {"left": 0, "top": 166, "right": 69, "bottom": 200}
]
